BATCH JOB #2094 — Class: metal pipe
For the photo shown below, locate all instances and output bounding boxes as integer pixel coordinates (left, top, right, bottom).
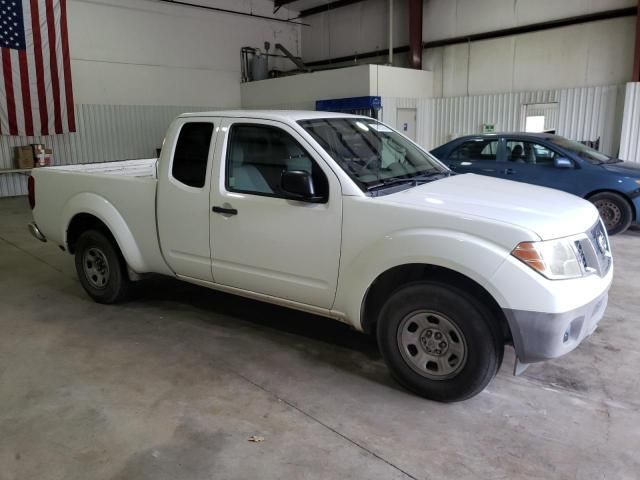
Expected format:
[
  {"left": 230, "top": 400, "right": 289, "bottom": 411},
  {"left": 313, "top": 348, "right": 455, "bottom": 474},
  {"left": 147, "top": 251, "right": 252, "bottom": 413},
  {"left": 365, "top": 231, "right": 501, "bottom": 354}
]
[
  {"left": 153, "top": 0, "right": 309, "bottom": 26},
  {"left": 409, "top": 0, "right": 423, "bottom": 69},
  {"left": 633, "top": 0, "right": 640, "bottom": 81},
  {"left": 275, "top": 43, "right": 311, "bottom": 72},
  {"left": 388, "top": 0, "right": 394, "bottom": 65}
]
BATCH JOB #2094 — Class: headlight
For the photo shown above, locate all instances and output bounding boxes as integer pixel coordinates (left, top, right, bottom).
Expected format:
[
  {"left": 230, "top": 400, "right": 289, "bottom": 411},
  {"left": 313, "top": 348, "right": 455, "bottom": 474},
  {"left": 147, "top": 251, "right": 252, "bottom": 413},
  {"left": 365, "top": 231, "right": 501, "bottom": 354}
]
[{"left": 511, "top": 238, "right": 584, "bottom": 280}]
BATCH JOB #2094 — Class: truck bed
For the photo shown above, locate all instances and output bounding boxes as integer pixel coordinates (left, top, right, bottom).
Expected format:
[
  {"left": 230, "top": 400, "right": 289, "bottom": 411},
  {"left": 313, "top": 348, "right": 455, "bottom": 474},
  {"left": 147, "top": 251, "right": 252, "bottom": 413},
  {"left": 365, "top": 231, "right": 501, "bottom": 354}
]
[
  {"left": 48, "top": 158, "right": 157, "bottom": 178},
  {"left": 31, "top": 157, "right": 170, "bottom": 275}
]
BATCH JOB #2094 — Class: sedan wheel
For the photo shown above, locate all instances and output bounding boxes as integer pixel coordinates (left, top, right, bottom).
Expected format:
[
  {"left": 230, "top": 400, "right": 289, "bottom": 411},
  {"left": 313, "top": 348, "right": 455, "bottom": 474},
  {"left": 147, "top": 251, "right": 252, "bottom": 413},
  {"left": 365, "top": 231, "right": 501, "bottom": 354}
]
[{"left": 589, "top": 192, "right": 632, "bottom": 235}]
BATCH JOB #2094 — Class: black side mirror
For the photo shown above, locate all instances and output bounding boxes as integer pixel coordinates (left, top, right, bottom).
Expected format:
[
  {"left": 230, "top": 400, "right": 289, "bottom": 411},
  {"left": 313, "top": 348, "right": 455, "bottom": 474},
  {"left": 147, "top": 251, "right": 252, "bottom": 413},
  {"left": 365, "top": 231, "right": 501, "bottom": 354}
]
[
  {"left": 554, "top": 157, "right": 573, "bottom": 169},
  {"left": 281, "top": 170, "right": 324, "bottom": 203}
]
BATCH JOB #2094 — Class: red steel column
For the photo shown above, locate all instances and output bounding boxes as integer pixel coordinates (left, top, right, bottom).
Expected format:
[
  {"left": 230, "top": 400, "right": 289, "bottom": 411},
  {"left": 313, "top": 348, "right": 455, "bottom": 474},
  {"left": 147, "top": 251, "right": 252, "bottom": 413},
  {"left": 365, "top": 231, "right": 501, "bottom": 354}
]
[
  {"left": 633, "top": 0, "right": 640, "bottom": 81},
  {"left": 409, "top": 0, "right": 423, "bottom": 69}
]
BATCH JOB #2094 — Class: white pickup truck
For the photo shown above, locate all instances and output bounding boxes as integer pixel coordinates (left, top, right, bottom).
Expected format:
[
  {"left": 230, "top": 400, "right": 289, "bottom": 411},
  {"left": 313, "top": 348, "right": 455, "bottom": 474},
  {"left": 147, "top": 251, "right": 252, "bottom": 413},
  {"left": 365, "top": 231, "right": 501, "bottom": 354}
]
[{"left": 28, "top": 111, "right": 613, "bottom": 402}]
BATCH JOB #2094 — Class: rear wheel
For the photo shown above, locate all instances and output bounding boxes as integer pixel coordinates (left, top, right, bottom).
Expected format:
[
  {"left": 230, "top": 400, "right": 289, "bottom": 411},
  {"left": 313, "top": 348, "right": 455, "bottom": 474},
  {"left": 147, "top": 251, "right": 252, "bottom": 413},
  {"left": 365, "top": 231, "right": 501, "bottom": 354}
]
[
  {"left": 74, "top": 230, "right": 131, "bottom": 304},
  {"left": 589, "top": 192, "right": 632, "bottom": 235},
  {"left": 377, "top": 282, "right": 503, "bottom": 402}
]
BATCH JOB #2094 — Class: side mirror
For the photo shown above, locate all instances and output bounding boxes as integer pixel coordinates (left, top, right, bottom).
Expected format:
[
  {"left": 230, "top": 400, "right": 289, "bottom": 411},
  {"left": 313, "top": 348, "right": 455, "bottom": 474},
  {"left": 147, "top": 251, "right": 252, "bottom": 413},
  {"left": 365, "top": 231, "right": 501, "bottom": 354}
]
[
  {"left": 281, "top": 170, "right": 324, "bottom": 203},
  {"left": 554, "top": 157, "right": 573, "bottom": 169}
]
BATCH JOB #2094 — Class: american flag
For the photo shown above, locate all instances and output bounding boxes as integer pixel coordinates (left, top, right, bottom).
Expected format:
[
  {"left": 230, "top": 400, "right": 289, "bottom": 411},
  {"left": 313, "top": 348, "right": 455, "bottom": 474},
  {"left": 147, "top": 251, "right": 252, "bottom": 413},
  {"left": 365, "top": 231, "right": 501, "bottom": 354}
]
[{"left": 0, "top": 0, "right": 75, "bottom": 136}]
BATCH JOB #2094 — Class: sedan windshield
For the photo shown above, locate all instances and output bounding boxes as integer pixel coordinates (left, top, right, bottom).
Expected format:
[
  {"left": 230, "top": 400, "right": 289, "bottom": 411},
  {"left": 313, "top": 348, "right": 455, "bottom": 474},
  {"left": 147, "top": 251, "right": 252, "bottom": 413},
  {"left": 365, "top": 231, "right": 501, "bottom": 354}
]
[
  {"left": 550, "top": 137, "right": 611, "bottom": 165},
  {"left": 298, "top": 118, "right": 448, "bottom": 191}
]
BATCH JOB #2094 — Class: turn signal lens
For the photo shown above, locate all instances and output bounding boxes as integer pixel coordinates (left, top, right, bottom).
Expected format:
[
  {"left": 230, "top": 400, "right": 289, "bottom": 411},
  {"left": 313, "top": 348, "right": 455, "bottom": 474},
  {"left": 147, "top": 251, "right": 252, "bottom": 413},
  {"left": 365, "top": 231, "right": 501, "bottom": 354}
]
[
  {"left": 512, "top": 242, "right": 546, "bottom": 273},
  {"left": 511, "top": 239, "right": 584, "bottom": 280}
]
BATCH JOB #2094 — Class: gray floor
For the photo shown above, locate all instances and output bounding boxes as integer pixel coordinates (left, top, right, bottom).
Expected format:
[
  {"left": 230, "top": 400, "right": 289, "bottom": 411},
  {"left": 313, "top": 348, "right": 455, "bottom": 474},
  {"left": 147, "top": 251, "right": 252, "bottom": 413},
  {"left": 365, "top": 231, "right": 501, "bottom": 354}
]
[{"left": 1, "top": 196, "right": 639, "bottom": 480}]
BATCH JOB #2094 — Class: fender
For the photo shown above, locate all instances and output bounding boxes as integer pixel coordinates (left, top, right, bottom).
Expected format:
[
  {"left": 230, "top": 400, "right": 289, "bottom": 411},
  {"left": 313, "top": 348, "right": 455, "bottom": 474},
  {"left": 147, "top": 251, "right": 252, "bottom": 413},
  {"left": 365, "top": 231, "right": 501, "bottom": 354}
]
[
  {"left": 61, "top": 192, "right": 148, "bottom": 273},
  {"left": 332, "top": 227, "right": 512, "bottom": 330}
]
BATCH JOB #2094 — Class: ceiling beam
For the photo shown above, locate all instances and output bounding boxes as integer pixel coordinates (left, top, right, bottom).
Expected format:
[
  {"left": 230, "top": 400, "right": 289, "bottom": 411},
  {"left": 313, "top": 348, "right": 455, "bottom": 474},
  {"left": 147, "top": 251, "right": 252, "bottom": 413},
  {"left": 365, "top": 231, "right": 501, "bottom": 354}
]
[{"left": 297, "top": 0, "right": 368, "bottom": 18}]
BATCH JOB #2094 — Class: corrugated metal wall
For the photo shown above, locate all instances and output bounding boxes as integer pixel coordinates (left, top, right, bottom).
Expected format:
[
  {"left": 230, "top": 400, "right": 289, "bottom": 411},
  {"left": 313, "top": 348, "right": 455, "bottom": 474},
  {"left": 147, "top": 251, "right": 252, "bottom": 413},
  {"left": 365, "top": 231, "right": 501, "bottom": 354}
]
[
  {"left": 619, "top": 82, "right": 640, "bottom": 163},
  {"left": 0, "top": 104, "right": 217, "bottom": 197},
  {"left": 383, "top": 84, "right": 625, "bottom": 155}
]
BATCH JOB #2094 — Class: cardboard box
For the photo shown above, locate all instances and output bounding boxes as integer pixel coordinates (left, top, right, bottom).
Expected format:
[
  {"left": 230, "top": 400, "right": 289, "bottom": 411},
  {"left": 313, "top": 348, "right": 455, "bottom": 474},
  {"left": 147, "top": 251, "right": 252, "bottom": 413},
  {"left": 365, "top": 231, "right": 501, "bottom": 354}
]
[{"left": 14, "top": 146, "right": 34, "bottom": 169}]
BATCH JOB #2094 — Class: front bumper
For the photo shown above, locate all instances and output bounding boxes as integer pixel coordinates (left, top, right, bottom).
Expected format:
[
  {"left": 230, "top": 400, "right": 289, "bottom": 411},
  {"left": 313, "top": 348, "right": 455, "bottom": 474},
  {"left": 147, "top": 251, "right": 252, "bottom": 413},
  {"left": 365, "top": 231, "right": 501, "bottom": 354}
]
[
  {"left": 28, "top": 222, "right": 47, "bottom": 242},
  {"left": 504, "top": 290, "right": 608, "bottom": 364}
]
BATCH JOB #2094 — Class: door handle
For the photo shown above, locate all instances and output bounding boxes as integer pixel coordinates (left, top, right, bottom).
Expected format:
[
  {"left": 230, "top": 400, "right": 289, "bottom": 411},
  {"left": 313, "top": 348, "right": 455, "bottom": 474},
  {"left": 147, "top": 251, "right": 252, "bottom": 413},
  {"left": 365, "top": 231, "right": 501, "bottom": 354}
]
[
  {"left": 501, "top": 168, "right": 515, "bottom": 175},
  {"left": 212, "top": 206, "right": 238, "bottom": 216}
]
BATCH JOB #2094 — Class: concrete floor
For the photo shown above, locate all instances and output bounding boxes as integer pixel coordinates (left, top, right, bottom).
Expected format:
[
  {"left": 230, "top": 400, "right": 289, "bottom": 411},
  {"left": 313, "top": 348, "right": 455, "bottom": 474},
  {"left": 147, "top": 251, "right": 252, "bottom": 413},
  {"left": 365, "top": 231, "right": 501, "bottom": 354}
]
[{"left": 1, "top": 196, "right": 639, "bottom": 480}]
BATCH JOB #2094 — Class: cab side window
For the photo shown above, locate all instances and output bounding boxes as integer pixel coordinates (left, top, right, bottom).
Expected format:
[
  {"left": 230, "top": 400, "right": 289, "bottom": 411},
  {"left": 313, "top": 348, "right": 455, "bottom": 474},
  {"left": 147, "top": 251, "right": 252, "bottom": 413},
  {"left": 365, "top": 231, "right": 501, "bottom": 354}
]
[
  {"left": 506, "top": 140, "right": 557, "bottom": 165},
  {"left": 226, "top": 124, "right": 329, "bottom": 200},
  {"left": 450, "top": 139, "right": 498, "bottom": 162},
  {"left": 172, "top": 122, "right": 214, "bottom": 188}
]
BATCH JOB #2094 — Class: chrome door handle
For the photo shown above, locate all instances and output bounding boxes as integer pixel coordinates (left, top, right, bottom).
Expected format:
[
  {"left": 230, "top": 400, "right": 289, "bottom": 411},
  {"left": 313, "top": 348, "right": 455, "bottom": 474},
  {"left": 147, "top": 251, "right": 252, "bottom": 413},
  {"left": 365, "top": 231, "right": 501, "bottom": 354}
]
[{"left": 212, "top": 206, "right": 238, "bottom": 215}]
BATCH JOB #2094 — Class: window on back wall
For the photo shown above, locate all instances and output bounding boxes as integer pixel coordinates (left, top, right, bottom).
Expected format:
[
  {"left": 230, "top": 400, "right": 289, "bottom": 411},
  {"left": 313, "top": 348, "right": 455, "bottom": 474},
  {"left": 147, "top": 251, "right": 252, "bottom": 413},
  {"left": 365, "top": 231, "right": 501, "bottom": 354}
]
[{"left": 525, "top": 116, "right": 545, "bottom": 133}]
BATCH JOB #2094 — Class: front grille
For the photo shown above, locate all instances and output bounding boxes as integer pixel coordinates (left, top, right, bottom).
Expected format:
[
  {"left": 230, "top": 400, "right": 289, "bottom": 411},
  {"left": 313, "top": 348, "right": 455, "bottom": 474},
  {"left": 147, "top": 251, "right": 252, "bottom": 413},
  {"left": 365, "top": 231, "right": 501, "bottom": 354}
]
[{"left": 575, "top": 220, "right": 612, "bottom": 277}]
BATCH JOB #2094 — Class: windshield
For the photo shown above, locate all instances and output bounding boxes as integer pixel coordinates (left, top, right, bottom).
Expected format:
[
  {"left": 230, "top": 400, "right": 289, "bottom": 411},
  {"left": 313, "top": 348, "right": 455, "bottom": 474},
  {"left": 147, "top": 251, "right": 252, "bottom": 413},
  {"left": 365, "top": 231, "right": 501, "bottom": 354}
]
[
  {"left": 550, "top": 137, "right": 611, "bottom": 164},
  {"left": 298, "top": 118, "right": 448, "bottom": 191}
]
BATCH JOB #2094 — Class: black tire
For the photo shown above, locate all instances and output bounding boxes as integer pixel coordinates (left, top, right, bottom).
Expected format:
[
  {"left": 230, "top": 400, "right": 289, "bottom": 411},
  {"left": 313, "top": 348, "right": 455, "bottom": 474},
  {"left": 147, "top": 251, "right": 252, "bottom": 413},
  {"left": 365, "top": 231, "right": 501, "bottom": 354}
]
[
  {"left": 74, "top": 229, "right": 132, "bottom": 304},
  {"left": 589, "top": 192, "right": 633, "bottom": 235},
  {"left": 377, "top": 281, "right": 503, "bottom": 402}
]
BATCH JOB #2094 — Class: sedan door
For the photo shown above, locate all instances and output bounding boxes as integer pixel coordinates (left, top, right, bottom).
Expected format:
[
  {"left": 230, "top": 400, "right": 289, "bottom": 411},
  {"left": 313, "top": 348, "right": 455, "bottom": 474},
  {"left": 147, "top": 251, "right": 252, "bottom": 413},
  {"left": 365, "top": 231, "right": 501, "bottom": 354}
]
[
  {"left": 443, "top": 137, "right": 502, "bottom": 177},
  {"left": 209, "top": 118, "right": 343, "bottom": 309},
  {"left": 500, "top": 139, "right": 578, "bottom": 193}
]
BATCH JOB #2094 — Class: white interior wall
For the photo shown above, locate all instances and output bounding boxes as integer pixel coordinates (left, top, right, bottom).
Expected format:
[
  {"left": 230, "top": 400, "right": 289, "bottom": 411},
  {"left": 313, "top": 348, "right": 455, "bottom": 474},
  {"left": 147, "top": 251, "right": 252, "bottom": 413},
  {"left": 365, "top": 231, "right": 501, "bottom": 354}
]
[
  {"left": 302, "top": 0, "right": 637, "bottom": 97},
  {"left": 381, "top": 84, "right": 624, "bottom": 156},
  {"left": 70, "top": 0, "right": 301, "bottom": 106},
  {"left": 619, "top": 82, "right": 640, "bottom": 163},
  {"left": 427, "top": 16, "right": 636, "bottom": 97}
]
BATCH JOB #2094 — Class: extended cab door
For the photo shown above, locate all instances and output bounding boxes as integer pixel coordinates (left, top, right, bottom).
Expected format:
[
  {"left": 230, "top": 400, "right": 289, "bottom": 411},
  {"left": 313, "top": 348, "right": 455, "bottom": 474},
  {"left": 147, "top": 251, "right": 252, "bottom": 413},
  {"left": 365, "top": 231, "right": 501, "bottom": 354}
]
[
  {"left": 156, "top": 118, "right": 218, "bottom": 281},
  {"left": 209, "top": 119, "right": 342, "bottom": 309}
]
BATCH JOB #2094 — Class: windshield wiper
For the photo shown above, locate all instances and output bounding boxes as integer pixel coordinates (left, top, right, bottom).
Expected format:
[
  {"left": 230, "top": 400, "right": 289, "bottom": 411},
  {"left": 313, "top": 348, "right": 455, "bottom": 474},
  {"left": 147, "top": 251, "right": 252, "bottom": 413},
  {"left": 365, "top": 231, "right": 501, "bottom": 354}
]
[{"left": 366, "top": 171, "right": 450, "bottom": 191}]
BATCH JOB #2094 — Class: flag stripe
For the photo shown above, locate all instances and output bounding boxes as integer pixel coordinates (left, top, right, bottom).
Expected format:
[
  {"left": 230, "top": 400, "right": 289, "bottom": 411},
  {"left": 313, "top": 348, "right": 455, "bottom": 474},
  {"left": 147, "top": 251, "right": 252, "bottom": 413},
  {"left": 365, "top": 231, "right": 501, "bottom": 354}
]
[
  {"left": 53, "top": 1, "right": 67, "bottom": 133},
  {"left": 2, "top": 48, "right": 18, "bottom": 135},
  {"left": 30, "top": 0, "right": 50, "bottom": 136},
  {"left": 23, "top": 0, "right": 42, "bottom": 136},
  {"left": 0, "top": 57, "right": 7, "bottom": 135},
  {"left": 10, "top": 50, "right": 25, "bottom": 137},
  {"left": 59, "top": 0, "right": 74, "bottom": 130},
  {"left": 45, "top": 0, "right": 63, "bottom": 134},
  {"left": 18, "top": 50, "right": 34, "bottom": 136}
]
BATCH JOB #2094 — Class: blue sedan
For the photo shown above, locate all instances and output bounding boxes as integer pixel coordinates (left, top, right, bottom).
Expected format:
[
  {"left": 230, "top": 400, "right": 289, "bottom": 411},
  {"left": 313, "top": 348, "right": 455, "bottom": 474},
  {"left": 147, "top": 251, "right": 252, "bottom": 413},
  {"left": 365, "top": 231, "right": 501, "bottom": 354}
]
[{"left": 431, "top": 133, "right": 640, "bottom": 235}]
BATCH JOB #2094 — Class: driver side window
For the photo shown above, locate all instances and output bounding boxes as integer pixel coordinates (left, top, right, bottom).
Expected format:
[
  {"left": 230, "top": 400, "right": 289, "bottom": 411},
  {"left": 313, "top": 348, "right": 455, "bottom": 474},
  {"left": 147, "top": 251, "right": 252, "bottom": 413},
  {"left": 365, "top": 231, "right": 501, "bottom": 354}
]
[
  {"left": 506, "top": 140, "right": 558, "bottom": 165},
  {"left": 226, "top": 124, "right": 329, "bottom": 199}
]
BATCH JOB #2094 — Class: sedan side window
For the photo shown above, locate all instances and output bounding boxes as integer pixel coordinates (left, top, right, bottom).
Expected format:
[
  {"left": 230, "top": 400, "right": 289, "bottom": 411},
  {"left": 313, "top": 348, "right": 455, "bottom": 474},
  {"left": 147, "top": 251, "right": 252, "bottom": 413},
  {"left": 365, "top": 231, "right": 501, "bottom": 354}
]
[
  {"left": 450, "top": 139, "right": 498, "bottom": 162},
  {"left": 226, "top": 124, "right": 329, "bottom": 200},
  {"left": 506, "top": 140, "right": 557, "bottom": 166}
]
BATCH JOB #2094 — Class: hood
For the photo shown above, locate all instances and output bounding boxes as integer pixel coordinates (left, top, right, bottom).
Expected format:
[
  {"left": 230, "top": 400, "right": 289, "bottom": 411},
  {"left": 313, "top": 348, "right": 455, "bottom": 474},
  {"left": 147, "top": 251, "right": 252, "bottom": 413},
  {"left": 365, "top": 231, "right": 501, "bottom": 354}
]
[
  {"left": 384, "top": 174, "right": 599, "bottom": 240},
  {"left": 600, "top": 160, "right": 640, "bottom": 177}
]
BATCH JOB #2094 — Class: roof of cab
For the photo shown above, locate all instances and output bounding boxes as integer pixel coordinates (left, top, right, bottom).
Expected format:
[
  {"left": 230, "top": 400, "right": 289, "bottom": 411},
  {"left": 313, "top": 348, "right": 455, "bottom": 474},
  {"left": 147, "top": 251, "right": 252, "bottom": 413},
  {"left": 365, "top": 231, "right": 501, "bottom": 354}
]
[{"left": 178, "top": 110, "right": 366, "bottom": 122}]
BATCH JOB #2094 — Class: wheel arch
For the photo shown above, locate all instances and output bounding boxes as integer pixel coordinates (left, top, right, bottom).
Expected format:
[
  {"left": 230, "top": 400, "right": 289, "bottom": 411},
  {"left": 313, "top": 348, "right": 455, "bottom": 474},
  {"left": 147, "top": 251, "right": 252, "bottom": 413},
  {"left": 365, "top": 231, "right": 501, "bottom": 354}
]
[
  {"left": 360, "top": 263, "right": 512, "bottom": 343},
  {"left": 62, "top": 193, "right": 147, "bottom": 272}
]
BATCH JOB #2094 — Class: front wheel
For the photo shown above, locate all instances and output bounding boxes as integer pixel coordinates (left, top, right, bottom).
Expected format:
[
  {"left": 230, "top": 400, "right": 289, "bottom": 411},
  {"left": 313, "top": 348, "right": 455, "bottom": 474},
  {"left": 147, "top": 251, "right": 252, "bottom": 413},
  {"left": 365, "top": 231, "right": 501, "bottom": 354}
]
[
  {"left": 377, "top": 282, "right": 503, "bottom": 402},
  {"left": 589, "top": 192, "right": 632, "bottom": 235},
  {"left": 74, "top": 230, "right": 132, "bottom": 304}
]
